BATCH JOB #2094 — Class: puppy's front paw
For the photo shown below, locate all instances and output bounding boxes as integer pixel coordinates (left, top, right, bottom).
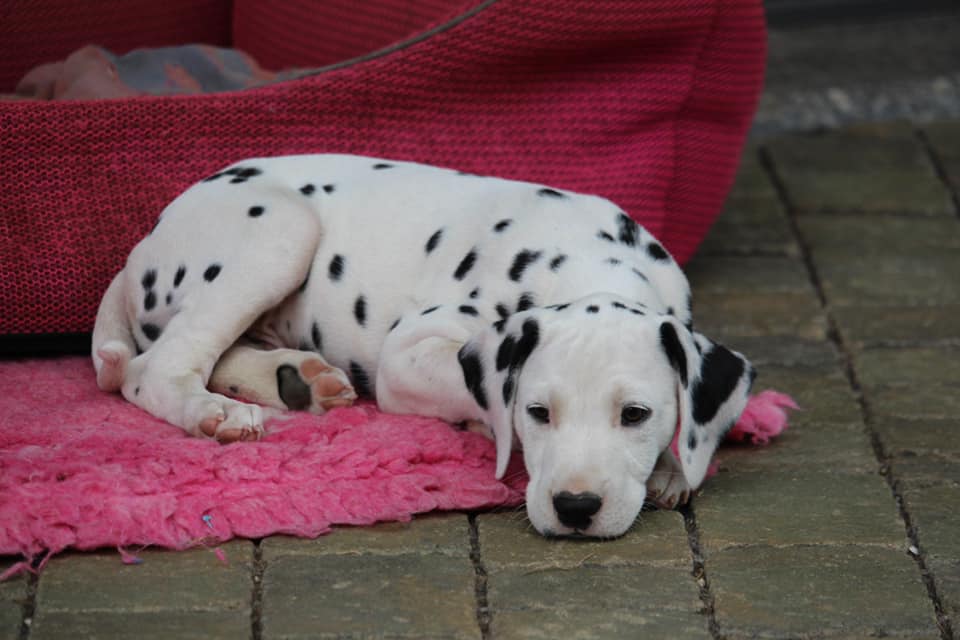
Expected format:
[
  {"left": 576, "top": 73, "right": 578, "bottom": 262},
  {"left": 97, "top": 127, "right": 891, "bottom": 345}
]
[
  {"left": 646, "top": 448, "right": 693, "bottom": 510},
  {"left": 189, "top": 394, "right": 264, "bottom": 443}
]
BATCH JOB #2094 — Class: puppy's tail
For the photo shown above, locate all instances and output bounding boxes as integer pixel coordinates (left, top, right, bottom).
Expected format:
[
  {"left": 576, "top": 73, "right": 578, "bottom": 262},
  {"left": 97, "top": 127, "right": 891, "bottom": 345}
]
[{"left": 91, "top": 271, "right": 135, "bottom": 392}]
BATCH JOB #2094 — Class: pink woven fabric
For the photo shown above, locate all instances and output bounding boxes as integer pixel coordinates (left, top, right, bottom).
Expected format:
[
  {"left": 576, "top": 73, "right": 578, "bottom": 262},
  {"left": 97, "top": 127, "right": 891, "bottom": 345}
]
[
  {"left": 0, "top": 357, "right": 791, "bottom": 568},
  {"left": 0, "top": 0, "right": 766, "bottom": 337}
]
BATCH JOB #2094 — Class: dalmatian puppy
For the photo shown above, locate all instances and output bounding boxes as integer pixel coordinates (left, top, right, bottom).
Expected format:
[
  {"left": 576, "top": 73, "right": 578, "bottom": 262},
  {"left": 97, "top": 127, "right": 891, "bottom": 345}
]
[{"left": 92, "top": 155, "right": 754, "bottom": 538}]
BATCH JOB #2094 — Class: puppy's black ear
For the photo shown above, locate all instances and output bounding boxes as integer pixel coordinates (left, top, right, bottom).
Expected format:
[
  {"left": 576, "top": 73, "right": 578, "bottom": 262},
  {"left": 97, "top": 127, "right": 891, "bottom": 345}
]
[{"left": 660, "top": 320, "right": 754, "bottom": 489}]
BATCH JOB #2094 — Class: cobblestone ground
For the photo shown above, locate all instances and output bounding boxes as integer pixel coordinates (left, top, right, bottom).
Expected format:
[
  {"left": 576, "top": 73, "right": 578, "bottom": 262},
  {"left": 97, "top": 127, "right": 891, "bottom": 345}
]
[{"left": 3, "top": 120, "right": 958, "bottom": 639}]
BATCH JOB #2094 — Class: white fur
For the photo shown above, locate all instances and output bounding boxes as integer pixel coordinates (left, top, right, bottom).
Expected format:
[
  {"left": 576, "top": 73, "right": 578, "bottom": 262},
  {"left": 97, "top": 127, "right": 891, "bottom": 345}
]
[{"left": 93, "top": 154, "right": 753, "bottom": 538}]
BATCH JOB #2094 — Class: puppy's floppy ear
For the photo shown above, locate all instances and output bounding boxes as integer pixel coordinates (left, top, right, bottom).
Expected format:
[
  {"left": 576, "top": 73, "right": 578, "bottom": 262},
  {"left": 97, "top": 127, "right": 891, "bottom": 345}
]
[
  {"left": 459, "top": 310, "right": 542, "bottom": 479},
  {"left": 659, "top": 319, "right": 755, "bottom": 489}
]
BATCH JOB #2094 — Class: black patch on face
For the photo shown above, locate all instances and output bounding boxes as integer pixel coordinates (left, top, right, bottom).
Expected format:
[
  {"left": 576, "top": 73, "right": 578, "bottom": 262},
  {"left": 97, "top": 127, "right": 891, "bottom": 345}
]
[
  {"left": 549, "top": 254, "right": 567, "bottom": 271},
  {"left": 616, "top": 212, "right": 638, "bottom": 247},
  {"left": 311, "top": 321, "right": 322, "bottom": 351},
  {"left": 509, "top": 250, "right": 542, "bottom": 282},
  {"left": 141, "top": 323, "right": 161, "bottom": 341},
  {"left": 632, "top": 268, "right": 649, "bottom": 282},
  {"left": 300, "top": 184, "right": 316, "bottom": 195},
  {"left": 277, "top": 370, "right": 311, "bottom": 404},
  {"left": 512, "top": 319, "right": 540, "bottom": 370},
  {"left": 586, "top": 305, "right": 599, "bottom": 314},
  {"left": 469, "top": 288, "right": 480, "bottom": 299},
  {"left": 502, "top": 373, "right": 516, "bottom": 405},
  {"left": 144, "top": 291, "right": 156, "bottom": 311},
  {"left": 459, "top": 305, "right": 479, "bottom": 316},
  {"left": 647, "top": 241, "right": 670, "bottom": 261},
  {"left": 516, "top": 292, "right": 535, "bottom": 312},
  {"left": 372, "top": 163, "right": 394, "bottom": 170},
  {"left": 422, "top": 305, "right": 440, "bottom": 315},
  {"left": 328, "top": 255, "right": 345, "bottom": 281},
  {"left": 454, "top": 249, "right": 477, "bottom": 280},
  {"left": 606, "top": 258, "right": 622, "bottom": 266},
  {"left": 204, "top": 264, "right": 222, "bottom": 282},
  {"left": 493, "top": 219, "right": 512, "bottom": 232},
  {"left": 142, "top": 269, "right": 157, "bottom": 290},
  {"left": 687, "top": 432, "right": 698, "bottom": 451},
  {"left": 597, "top": 231, "right": 615, "bottom": 242},
  {"left": 692, "top": 344, "right": 746, "bottom": 426},
  {"left": 349, "top": 361, "right": 372, "bottom": 397},
  {"left": 173, "top": 265, "right": 186, "bottom": 287},
  {"left": 538, "top": 188, "right": 565, "bottom": 198},
  {"left": 323, "top": 184, "right": 335, "bottom": 194},
  {"left": 425, "top": 228, "right": 443, "bottom": 254},
  {"left": 659, "top": 322, "right": 688, "bottom": 387},
  {"left": 457, "top": 347, "right": 488, "bottom": 410},
  {"left": 354, "top": 296, "right": 367, "bottom": 327},
  {"left": 248, "top": 205, "right": 265, "bottom": 217},
  {"left": 496, "top": 335, "right": 515, "bottom": 372}
]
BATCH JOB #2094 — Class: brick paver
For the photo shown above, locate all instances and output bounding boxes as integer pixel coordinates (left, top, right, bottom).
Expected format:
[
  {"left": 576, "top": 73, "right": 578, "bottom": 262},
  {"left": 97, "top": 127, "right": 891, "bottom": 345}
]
[{"left": 2, "top": 119, "right": 958, "bottom": 639}]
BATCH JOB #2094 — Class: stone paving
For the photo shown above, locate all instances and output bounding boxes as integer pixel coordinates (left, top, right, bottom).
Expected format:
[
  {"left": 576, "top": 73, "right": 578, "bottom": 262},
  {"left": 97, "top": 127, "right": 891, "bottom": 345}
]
[{"left": 3, "top": 120, "right": 959, "bottom": 639}]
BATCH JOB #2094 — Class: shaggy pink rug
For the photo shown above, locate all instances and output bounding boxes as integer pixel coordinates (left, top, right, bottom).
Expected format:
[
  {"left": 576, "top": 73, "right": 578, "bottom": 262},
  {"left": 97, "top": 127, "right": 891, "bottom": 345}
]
[{"left": 0, "top": 356, "right": 794, "bottom": 576}]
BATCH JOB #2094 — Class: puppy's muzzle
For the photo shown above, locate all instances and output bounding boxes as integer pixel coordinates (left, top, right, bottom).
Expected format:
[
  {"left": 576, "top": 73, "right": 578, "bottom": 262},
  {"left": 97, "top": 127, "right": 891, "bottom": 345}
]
[{"left": 552, "top": 491, "right": 602, "bottom": 530}]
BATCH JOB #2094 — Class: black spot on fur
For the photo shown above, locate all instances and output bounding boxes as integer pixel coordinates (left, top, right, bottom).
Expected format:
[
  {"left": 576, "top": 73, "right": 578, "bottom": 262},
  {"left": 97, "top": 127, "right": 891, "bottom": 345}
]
[
  {"left": 238, "top": 167, "right": 262, "bottom": 178},
  {"left": 300, "top": 184, "right": 316, "bottom": 195},
  {"left": 457, "top": 347, "right": 488, "bottom": 410},
  {"left": 141, "top": 323, "right": 161, "bottom": 341},
  {"left": 311, "top": 321, "right": 322, "bottom": 351},
  {"left": 459, "top": 305, "right": 479, "bottom": 316},
  {"left": 493, "top": 319, "right": 507, "bottom": 334},
  {"left": 248, "top": 205, "right": 265, "bottom": 218},
  {"left": 134, "top": 386, "right": 140, "bottom": 396},
  {"left": 229, "top": 177, "right": 247, "bottom": 184},
  {"left": 142, "top": 269, "right": 157, "bottom": 290},
  {"left": 202, "top": 173, "right": 222, "bottom": 182},
  {"left": 516, "top": 292, "right": 535, "bottom": 312},
  {"left": 422, "top": 305, "right": 440, "bottom": 315},
  {"left": 144, "top": 291, "right": 156, "bottom": 311},
  {"left": 538, "top": 188, "right": 565, "bottom": 198},
  {"left": 630, "top": 308, "right": 644, "bottom": 316},
  {"left": 549, "top": 303, "right": 570, "bottom": 312},
  {"left": 597, "top": 231, "right": 615, "bottom": 242},
  {"left": 277, "top": 365, "right": 312, "bottom": 410},
  {"left": 647, "top": 242, "right": 670, "bottom": 261},
  {"left": 389, "top": 317, "right": 401, "bottom": 331},
  {"left": 616, "top": 212, "right": 638, "bottom": 247},
  {"left": 687, "top": 432, "right": 698, "bottom": 451},
  {"left": 493, "top": 219, "right": 512, "bottom": 232},
  {"left": 166, "top": 293, "right": 172, "bottom": 306},
  {"left": 328, "top": 255, "right": 345, "bottom": 281},
  {"left": 425, "top": 229, "right": 443, "bottom": 254},
  {"left": 203, "top": 264, "right": 221, "bottom": 282},
  {"left": 632, "top": 268, "right": 649, "bottom": 282},
  {"left": 354, "top": 296, "right": 367, "bottom": 327},
  {"left": 323, "top": 184, "right": 335, "bottom": 194},
  {"left": 496, "top": 335, "right": 515, "bottom": 371},
  {"left": 349, "top": 361, "right": 372, "bottom": 397},
  {"left": 454, "top": 249, "right": 477, "bottom": 280},
  {"left": 502, "top": 373, "right": 516, "bottom": 405},
  {"left": 512, "top": 319, "right": 540, "bottom": 370},
  {"left": 509, "top": 250, "right": 542, "bottom": 282},
  {"left": 549, "top": 254, "right": 567, "bottom": 271},
  {"left": 659, "top": 322, "right": 688, "bottom": 387},
  {"left": 606, "top": 258, "right": 622, "bottom": 266},
  {"left": 373, "top": 163, "right": 394, "bottom": 170},
  {"left": 692, "top": 344, "right": 746, "bottom": 425},
  {"left": 612, "top": 301, "right": 627, "bottom": 310},
  {"left": 173, "top": 265, "right": 186, "bottom": 287},
  {"left": 586, "top": 305, "right": 599, "bottom": 314},
  {"left": 469, "top": 288, "right": 480, "bottom": 299}
]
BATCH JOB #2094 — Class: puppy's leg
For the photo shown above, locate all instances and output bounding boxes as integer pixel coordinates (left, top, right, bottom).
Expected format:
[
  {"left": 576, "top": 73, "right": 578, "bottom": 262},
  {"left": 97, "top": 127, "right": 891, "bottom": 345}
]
[
  {"left": 209, "top": 344, "right": 356, "bottom": 413},
  {"left": 646, "top": 448, "right": 693, "bottom": 509},
  {"left": 118, "top": 187, "right": 323, "bottom": 442},
  {"left": 92, "top": 271, "right": 137, "bottom": 392},
  {"left": 376, "top": 305, "right": 489, "bottom": 425}
]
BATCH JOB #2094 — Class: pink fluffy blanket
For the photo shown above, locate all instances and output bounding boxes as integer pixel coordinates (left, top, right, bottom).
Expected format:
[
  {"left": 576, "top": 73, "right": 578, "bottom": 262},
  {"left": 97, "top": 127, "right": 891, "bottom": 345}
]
[{"left": 0, "top": 357, "right": 794, "bottom": 575}]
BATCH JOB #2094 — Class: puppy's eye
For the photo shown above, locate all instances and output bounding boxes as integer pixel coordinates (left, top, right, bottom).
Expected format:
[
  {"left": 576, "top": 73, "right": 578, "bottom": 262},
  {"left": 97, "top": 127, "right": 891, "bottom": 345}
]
[
  {"left": 526, "top": 404, "right": 550, "bottom": 424},
  {"left": 621, "top": 404, "right": 651, "bottom": 426}
]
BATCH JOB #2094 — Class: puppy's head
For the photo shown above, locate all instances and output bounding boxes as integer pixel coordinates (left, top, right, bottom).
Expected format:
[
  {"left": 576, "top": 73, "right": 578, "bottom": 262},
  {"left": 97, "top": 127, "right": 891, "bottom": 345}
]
[{"left": 460, "top": 293, "right": 753, "bottom": 538}]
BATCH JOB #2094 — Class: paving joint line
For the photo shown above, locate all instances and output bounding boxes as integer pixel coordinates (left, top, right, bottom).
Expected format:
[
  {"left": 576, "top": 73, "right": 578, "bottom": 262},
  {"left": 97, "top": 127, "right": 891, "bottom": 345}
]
[
  {"left": 680, "top": 503, "right": 724, "bottom": 640},
  {"left": 467, "top": 514, "right": 492, "bottom": 639},
  {"left": 914, "top": 127, "right": 960, "bottom": 218},
  {"left": 250, "top": 540, "right": 265, "bottom": 640},
  {"left": 17, "top": 571, "right": 38, "bottom": 640},
  {"left": 758, "top": 145, "right": 955, "bottom": 640}
]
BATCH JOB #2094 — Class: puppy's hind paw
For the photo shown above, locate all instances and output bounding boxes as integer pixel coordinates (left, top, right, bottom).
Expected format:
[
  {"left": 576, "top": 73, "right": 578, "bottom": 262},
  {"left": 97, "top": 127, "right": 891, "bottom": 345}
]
[{"left": 95, "top": 340, "right": 132, "bottom": 392}]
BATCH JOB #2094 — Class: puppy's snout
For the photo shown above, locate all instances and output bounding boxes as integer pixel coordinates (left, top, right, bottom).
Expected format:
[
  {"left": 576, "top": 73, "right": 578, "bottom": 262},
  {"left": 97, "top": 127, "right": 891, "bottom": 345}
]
[{"left": 552, "top": 491, "right": 602, "bottom": 530}]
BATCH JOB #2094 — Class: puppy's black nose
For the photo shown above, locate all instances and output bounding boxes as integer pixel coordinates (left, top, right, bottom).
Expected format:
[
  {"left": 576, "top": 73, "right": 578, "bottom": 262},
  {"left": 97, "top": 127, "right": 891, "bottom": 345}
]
[{"left": 552, "top": 491, "right": 602, "bottom": 530}]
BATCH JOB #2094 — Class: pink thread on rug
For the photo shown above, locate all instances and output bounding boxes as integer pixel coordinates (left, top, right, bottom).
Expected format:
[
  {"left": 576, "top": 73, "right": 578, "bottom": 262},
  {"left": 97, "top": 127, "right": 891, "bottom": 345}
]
[{"left": 0, "top": 357, "right": 793, "bottom": 573}]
